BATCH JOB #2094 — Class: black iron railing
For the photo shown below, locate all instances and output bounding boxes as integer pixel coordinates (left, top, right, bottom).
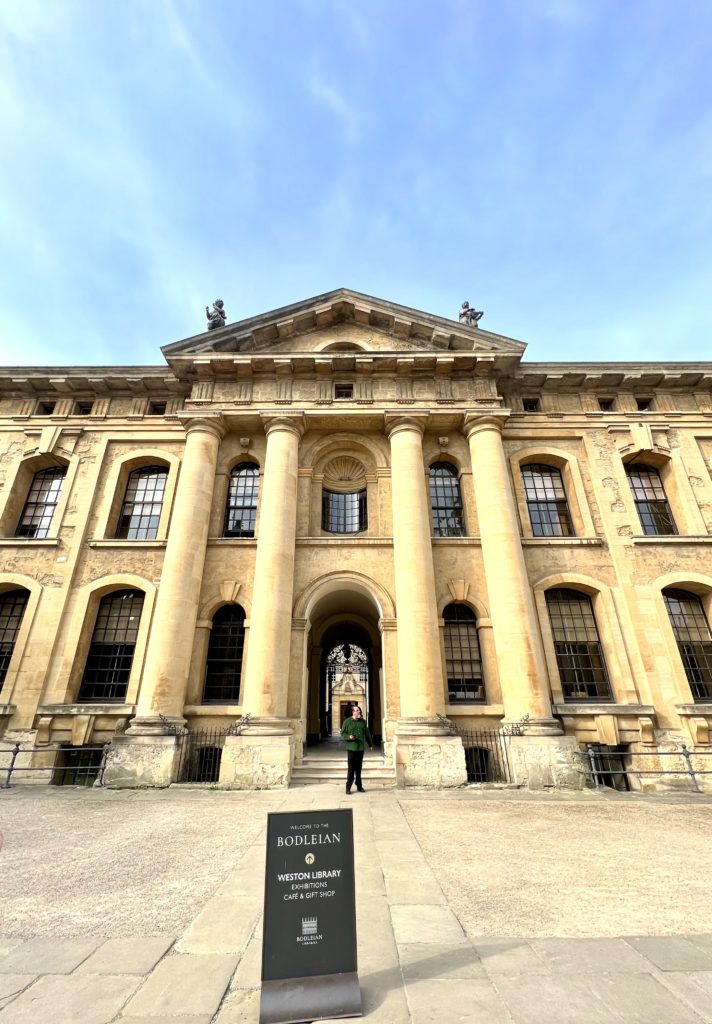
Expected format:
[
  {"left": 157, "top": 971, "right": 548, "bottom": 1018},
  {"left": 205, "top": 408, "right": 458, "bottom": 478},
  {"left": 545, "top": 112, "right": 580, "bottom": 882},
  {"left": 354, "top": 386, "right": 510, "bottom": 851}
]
[
  {"left": 584, "top": 744, "right": 712, "bottom": 794},
  {"left": 1, "top": 743, "right": 110, "bottom": 789},
  {"left": 175, "top": 727, "right": 230, "bottom": 783},
  {"left": 453, "top": 721, "right": 524, "bottom": 784}
]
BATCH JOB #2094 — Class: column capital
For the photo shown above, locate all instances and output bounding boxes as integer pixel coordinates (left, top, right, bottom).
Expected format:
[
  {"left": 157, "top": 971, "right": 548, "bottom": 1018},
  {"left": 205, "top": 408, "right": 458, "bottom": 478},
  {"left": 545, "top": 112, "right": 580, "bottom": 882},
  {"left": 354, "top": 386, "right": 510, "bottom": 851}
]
[
  {"left": 384, "top": 411, "right": 429, "bottom": 439},
  {"left": 462, "top": 411, "right": 510, "bottom": 441},
  {"left": 177, "top": 411, "right": 227, "bottom": 441},
  {"left": 260, "top": 412, "right": 306, "bottom": 439}
]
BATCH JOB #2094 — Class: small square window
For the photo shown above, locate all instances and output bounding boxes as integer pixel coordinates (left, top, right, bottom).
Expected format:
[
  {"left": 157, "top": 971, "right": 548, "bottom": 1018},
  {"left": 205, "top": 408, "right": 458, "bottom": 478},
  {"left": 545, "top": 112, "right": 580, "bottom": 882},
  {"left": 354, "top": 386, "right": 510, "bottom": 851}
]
[
  {"left": 334, "top": 384, "right": 353, "bottom": 400},
  {"left": 598, "top": 398, "right": 614, "bottom": 412},
  {"left": 636, "top": 397, "right": 652, "bottom": 411},
  {"left": 148, "top": 401, "right": 167, "bottom": 416},
  {"left": 36, "top": 401, "right": 56, "bottom": 416},
  {"left": 74, "top": 401, "right": 94, "bottom": 415},
  {"left": 522, "top": 398, "right": 540, "bottom": 413}
]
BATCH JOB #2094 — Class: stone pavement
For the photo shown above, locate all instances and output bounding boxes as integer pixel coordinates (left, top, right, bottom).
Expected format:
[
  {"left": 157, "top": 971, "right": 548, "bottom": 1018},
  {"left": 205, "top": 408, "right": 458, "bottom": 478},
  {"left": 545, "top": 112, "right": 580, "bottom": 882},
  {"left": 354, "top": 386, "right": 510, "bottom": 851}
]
[{"left": 1, "top": 786, "right": 712, "bottom": 1022}]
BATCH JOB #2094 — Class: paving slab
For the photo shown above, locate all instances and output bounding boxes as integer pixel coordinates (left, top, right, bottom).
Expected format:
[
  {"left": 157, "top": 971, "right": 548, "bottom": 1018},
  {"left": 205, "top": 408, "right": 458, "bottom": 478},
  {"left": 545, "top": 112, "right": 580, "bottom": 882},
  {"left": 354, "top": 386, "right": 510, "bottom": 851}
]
[
  {"left": 355, "top": 963, "right": 411, "bottom": 1024},
  {"left": 0, "top": 973, "right": 141, "bottom": 1024},
  {"left": 492, "top": 973, "right": 621, "bottom": 1024},
  {"left": 0, "top": 942, "right": 20, "bottom": 958},
  {"left": 214, "top": 986, "right": 260, "bottom": 1022},
  {"left": 382, "top": 873, "right": 447, "bottom": 906},
  {"left": 119, "top": 1018, "right": 213, "bottom": 1024},
  {"left": 658, "top": 971, "right": 712, "bottom": 1024},
  {"left": 391, "top": 904, "right": 466, "bottom": 945},
  {"left": 687, "top": 934, "right": 712, "bottom": 954},
  {"left": 123, "top": 952, "right": 238, "bottom": 1017},
  {"left": 529, "top": 936, "right": 652, "bottom": 973},
  {"left": 472, "top": 937, "right": 550, "bottom": 975},
  {"left": 405, "top": 977, "right": 511, "bottom": 1023},
  {"left": 76, "top": 936, "right": 175, "bottom": 975},
  {"left": 229, "top": 934, "right": 262, "bottom": 991},
  {"left": 627, "top": 935, "right": 712, "bottom": 971},
  {"left": 588, "top": 971, "right": 706, "bottom": 1023},
  {"left": 0, "top": 937, "right": 100, "bottom": 974},
  {"left": 398, "top": 942, "right": 486, "bottom": 980},
  {"left": 177, "top": 896, "right": 260, "bottom": 955},
  {"left": 0, "top": 974, "right": 35, "bottom": 1011}
]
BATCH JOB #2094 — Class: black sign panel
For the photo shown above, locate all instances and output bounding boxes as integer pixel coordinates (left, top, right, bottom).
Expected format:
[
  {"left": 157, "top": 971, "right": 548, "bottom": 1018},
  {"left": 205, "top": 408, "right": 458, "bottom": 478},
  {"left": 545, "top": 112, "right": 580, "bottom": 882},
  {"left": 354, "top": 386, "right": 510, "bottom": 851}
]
[{"left": 260, "top": 809, "right": 361, "bottom": 1024}]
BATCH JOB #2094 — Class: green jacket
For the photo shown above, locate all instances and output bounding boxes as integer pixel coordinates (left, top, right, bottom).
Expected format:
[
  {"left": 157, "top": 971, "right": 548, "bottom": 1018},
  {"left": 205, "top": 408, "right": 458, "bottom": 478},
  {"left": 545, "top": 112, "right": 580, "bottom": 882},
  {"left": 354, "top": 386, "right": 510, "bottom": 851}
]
[{"left": 340, "top": 716, "right": 373, "bottom": 751}]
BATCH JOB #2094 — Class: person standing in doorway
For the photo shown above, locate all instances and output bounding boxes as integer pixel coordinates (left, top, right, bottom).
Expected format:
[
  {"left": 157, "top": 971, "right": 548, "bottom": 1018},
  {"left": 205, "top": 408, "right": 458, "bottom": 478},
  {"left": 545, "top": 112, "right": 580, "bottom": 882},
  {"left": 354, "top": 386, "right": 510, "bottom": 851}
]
[{"left": 340, "top": 705, "right": 373, "bottom": 794}]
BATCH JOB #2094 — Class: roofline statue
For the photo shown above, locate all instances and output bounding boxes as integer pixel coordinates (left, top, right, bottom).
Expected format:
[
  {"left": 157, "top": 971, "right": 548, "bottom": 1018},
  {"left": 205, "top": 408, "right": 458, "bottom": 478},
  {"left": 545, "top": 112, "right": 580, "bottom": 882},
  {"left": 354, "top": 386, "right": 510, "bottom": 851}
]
[
  {"left": 206, "top": 299, "right": 226, "bottom": 331},
  {"left": 459, "top": 300, "right": 483, "bottom": 327}
]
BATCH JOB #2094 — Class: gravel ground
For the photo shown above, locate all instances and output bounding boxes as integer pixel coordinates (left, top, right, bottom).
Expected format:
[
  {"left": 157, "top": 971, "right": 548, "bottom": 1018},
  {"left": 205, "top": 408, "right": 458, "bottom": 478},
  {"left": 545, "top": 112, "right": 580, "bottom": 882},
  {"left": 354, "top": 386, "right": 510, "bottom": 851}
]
[
  {"left": 0, "top": 787, "right": 284, "bottom": 937},
  {"left": 2, "top": 786, "right": 712, "bottom": 941},
  {"left": 400, "top": 792, "right": 712, "bottom": 938}
]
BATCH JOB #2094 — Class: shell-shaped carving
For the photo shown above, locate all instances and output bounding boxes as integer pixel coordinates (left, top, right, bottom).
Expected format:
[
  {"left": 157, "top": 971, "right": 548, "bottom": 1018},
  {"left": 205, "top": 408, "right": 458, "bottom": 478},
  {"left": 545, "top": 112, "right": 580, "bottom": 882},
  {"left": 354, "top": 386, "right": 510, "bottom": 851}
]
[{"left": 323, "top": 456, "right": 367, "bottom": 483}]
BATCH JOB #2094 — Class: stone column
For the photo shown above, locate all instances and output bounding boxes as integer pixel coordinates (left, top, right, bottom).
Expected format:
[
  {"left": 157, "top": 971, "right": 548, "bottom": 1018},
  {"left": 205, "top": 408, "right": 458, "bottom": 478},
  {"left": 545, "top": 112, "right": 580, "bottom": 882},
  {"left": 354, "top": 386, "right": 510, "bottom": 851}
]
[
  {"left": 464, "top": 413, "right": 582, "bottom": 789},
  {"left": 219, "top": 414, "right": 304, "bottom": 789},
  {"left": 105, "top": 414, "right": 225, "bottom": 787},
  {"left": 386, "top": 413, "right": 466, "bottom": 787}
]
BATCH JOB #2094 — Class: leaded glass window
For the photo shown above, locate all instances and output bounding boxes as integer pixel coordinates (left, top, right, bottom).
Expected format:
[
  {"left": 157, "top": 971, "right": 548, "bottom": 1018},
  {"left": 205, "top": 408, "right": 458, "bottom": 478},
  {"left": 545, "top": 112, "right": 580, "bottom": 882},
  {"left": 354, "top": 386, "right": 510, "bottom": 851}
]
[
  {"left": 522, "top": 464, "right": 573, "bottom": 537},
  {"left": 626, "top": 464, "right": 677, "bottom": 536},
  {"left": 78, "top": 590, "right": 144, "bottom": 702},
  {"left": 224, "top": 463, "right": 259, "bottom": 538},
  {"left": 429, "top": 462, "right": 465, "bottom": 537},
  {"left": 663, "top": 589, "right": 712, "bottom": 701},
  {"left": 16, "top": 466, "right": 66, "bottom": 538},
  {"left": 443, "top": 604, "right": 485, "bottom": 704},
  {"left": 322, "top": 489, "right": 367, "bottom": 533},
  {"left": 0, "top": 590, "right": 29, "bottom": 693},
  {"left": 116, "top": 466, "right": 167, "bottom": 540},
  {"left": 203, "top": 605, "right": 246, "bottom": 703},
  {"left": 545, "top": 589, "right": 612, "bottom": 700}
]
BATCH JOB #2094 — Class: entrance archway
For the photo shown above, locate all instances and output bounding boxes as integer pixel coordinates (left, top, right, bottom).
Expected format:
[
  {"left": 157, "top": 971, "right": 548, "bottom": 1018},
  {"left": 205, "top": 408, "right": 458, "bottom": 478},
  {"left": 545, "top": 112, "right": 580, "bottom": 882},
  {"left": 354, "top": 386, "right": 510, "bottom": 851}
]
[{"left": 297, "top": 575, "right": 389, "bottom": 747}]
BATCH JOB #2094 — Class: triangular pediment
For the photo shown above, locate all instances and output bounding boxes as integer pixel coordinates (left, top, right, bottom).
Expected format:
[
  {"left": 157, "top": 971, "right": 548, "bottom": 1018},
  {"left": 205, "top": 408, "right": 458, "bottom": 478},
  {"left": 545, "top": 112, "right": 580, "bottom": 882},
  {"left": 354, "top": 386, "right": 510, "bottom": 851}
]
[{"left": 162, "top": 289, "right": 526, "bottom": 366}]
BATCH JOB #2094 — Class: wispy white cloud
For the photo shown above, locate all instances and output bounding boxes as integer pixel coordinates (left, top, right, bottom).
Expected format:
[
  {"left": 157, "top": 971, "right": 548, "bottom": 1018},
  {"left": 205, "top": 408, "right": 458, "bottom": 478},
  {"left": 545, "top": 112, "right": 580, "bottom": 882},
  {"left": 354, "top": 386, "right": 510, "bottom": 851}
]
[{"left": 309, "top": 74, "right": 362, "bottom": 144}]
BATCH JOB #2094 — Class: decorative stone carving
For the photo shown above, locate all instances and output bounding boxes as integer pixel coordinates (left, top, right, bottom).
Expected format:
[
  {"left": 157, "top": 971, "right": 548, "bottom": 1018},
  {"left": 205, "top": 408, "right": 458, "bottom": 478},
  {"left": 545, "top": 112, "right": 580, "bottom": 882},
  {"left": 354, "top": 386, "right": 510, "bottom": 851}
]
[
  {"left": 323, "top": 456, "right": 366, "bottom": 484},
  {"left": 206, "top": 300, "right": 226, "bottom": 331},
  {"left": 219, "top": 580, "right": 242, "bottom": 604},
  {"left": 446, "top": 580, "right": 470, "bottom": 602},
  {"left": 459, "top": 301, "right": 483, "bottom": 327}
]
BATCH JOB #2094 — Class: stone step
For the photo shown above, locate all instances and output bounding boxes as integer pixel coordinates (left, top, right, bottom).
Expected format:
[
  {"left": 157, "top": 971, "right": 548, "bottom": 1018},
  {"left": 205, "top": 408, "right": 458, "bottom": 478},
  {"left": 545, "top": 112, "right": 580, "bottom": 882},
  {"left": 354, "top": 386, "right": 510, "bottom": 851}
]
[{"left": 291, "top": 775, "right": 397, "bottom": 788}]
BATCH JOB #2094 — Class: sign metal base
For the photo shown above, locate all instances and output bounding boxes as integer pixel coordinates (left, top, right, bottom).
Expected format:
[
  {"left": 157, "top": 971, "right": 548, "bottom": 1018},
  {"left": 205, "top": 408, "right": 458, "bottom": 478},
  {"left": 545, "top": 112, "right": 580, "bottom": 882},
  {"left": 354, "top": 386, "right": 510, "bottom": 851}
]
[{"left": 259, "top": 971, "right": 362, "bottom": 1024}]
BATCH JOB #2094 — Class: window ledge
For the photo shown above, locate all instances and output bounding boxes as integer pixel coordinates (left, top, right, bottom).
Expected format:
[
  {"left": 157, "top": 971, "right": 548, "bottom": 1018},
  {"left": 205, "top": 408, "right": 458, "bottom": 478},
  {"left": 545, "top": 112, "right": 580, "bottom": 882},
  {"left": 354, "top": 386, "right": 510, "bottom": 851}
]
[
  {"left": 88, "top": 539, "right": 167, "bottom": 548},
  {"left": 297, "top": 536, "right": 394, "bottom": 546},
  {"left": 0, "top": 538, "right": 60, "bottom": 547},
  {"left": 631, "top": 535, "right": 712, "bottom": 544},
  {"left": 432, "top": 536, "right": 482, "bottom": 545},
  {"left": 522, "top": 537, "right": 603, "bottom": 546},
  {"left": 207, "top": 538, "right": 257, "bottom": 545},
  {"left": 446, "top": 704, "right": 504, "bottom": 716},
  {"left": 676, "top": 704, "right": 712, "bottom": 715},
  {"left": 184, "top": 704, "right": 244, "bottom": 716},
  {"left": 553, "top": 702, "right": 655, "bottom": 716},
  {"left": 0, "top": 703, "right": 17, "bottom": 717},
  {"left": 38, "top": 703, "right": 136, "bottom": 716}
]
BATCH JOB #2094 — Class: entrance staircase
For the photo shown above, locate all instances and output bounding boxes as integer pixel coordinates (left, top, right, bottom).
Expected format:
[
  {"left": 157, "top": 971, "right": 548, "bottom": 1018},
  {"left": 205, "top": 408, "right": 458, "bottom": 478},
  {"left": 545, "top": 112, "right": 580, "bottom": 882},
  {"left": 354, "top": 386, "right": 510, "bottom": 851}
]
[{"left": 291, "top": 742, "right": 397, "bottom": 789}]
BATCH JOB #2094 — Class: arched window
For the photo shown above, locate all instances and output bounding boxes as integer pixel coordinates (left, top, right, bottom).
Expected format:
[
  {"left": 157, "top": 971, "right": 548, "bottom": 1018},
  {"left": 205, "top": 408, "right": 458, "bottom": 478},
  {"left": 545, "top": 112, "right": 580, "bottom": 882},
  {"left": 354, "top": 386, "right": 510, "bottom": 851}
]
[
  {"left": 521, "top": 464, "right": 573, "bottom": 536},
  {"left": 429, "top": 462, "right": 465, "bottom": 537},
  {"left": 322, "top": 490, "right": 367, "bottom": 533},
  {"left": 545, "top": 588, "right": 612, "bottom": 701},
  {"left": 626, "top": 464, "right": 677, "bottom": 536},
  {"left": 224, "top": 463, "right": 259, "bottom": 538},
  {"left": 203, "top": 605, "right": 246, "bottom": 703},
  {"left": 116, "top": 466, "right": 167, "bottom": 540},
  {"left": 663, "top": 589, "right": 712, "bottom": 701},
  {"left": 0, "top": 589, "right": 29, "bottom": 694},
  {"left": 16, "top": 466, "right": 66, "bottom": 538},
  {"left": 443, "top": 604, "right": 485, "bottom": 704},
  {"left": 78, "top": 590, "right": 144, "bottom": 703}
]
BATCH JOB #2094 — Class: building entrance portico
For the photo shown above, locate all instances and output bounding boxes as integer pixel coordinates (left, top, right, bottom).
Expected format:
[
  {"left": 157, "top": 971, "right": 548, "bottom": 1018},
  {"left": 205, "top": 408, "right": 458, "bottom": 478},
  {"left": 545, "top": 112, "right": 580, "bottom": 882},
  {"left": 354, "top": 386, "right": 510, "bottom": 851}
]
[{"left": 300, "top": 576, "right": 385, "bottom": 749}]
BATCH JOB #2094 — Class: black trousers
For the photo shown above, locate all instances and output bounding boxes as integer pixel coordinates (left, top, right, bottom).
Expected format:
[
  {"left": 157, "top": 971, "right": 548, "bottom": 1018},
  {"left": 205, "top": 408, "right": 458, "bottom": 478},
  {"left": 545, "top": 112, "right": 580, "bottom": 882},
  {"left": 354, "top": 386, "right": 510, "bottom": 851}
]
[{"left": 347, "top": 750, "right": 364, "bottom": 790}]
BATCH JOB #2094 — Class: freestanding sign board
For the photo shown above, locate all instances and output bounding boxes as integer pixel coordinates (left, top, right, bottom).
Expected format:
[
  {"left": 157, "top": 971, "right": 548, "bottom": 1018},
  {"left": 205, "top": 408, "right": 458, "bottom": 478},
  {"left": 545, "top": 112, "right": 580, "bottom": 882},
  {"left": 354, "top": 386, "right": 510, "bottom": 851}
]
[{"left": 260, "top": 808, "right": 362, "bottom": 1024}]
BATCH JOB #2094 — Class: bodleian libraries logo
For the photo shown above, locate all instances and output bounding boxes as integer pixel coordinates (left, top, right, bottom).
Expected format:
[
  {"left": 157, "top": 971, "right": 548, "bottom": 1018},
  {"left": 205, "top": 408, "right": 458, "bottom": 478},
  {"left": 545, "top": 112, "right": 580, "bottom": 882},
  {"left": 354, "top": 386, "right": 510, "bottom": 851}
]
[{"left": 298, "top": 916, "right": 322, "bottom": 946}]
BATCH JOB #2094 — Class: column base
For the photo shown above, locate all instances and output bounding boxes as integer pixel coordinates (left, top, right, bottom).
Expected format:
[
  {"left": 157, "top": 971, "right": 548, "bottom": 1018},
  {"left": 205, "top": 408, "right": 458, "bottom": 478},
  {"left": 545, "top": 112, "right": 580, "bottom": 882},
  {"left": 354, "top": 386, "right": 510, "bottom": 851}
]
[
  {"left": 218, "top": 718, "right": 295, "bottom": 789},
  {"left": 508, "top": 734, "right": 586, "bottom": 790},
  {"left": 394, "top": 718, "right": 467, "bottom": 788},
  {"left": 104, "top": 734, "right": 180, "bottom": 788},
  {"left": 125, "top": 715, "right": 186, "bottom": 736}
]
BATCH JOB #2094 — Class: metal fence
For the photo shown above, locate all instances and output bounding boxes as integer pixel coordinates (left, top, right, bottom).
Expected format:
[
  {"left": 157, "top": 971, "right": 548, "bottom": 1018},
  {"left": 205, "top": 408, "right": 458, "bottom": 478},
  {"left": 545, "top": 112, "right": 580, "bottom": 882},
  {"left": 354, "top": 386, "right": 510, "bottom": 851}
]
[
  {"left": 1, "top": 743, "right": 110, "bottom": 789},
  {"left": 454, "top": 723, "right": 523, "bottom": 784},
  {"left": 584, "top": 743, "right": 712, "bottom": 794},
  {"left": 175, "top": 727, "right": 230, "bottom": 784}
]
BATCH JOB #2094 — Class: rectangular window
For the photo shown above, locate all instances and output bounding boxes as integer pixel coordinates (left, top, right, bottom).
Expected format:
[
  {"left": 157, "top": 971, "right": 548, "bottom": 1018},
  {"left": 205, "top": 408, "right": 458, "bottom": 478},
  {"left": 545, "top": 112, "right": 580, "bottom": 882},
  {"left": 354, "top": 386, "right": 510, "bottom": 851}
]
[
  {"left": 546, "top": 589, "right": 613, "bottom": 701},
  {"left": 334, "top": 384, "right": 354, "bottom": 400},
  {"left": 148, "top": 401, "right": 167, "bottom": 416},
  {"left": 522, "top": 398, "right": 540, "bottom": 412},
  {"left": 626, "top": 465, "right": 677, "bottom": 536},
  {"left": 36, "top": 401, "right": 56, "bottom": 416},
  {"left": 598, "top": 398, "right": 614, "bottom": 412},
  {"left": 636, "top": 397, "right": 652, "bottom": 411},
  {"left": 322, "top": 489, "right": 367, "bottom": 533},
  {"left": 74, "top": 401, "right": 94, "bottom": 415},
  {"left": 16, "top": 467, "right": 66, "bottom": 539}
]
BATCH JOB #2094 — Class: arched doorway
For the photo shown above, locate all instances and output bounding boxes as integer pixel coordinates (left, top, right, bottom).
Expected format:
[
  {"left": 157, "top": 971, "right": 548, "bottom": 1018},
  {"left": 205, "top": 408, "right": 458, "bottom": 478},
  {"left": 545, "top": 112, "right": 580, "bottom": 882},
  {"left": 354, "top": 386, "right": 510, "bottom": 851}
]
[{"left": 299, "top": 577, "right": 387, "bottom": 748}]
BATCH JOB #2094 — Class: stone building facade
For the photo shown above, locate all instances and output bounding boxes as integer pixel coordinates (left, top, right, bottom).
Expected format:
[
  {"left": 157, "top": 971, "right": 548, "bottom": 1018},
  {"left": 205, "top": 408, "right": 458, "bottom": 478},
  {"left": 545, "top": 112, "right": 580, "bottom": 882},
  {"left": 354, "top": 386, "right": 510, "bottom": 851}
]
[{"left": 1, "top": 289, "right": 711, "bottom": 789}]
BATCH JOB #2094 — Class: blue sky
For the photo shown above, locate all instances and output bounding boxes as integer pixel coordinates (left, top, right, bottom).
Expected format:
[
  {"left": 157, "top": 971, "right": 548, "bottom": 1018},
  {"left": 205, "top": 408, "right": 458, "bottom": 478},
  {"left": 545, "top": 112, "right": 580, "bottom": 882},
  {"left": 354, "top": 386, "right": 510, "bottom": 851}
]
[{"left": 0, "top": 0, "right": 710, "bottom": 366}]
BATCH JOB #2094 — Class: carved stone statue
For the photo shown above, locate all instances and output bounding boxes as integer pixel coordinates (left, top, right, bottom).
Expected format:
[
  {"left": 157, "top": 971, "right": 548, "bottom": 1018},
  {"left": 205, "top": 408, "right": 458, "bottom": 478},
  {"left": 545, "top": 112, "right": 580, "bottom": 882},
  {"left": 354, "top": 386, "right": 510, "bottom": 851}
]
[
  {"left": 459, "top": 300, "right": 483, "bottom": 327},
  {"left": 206, "top": 299, "right": 226, "bottom": 331}
]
